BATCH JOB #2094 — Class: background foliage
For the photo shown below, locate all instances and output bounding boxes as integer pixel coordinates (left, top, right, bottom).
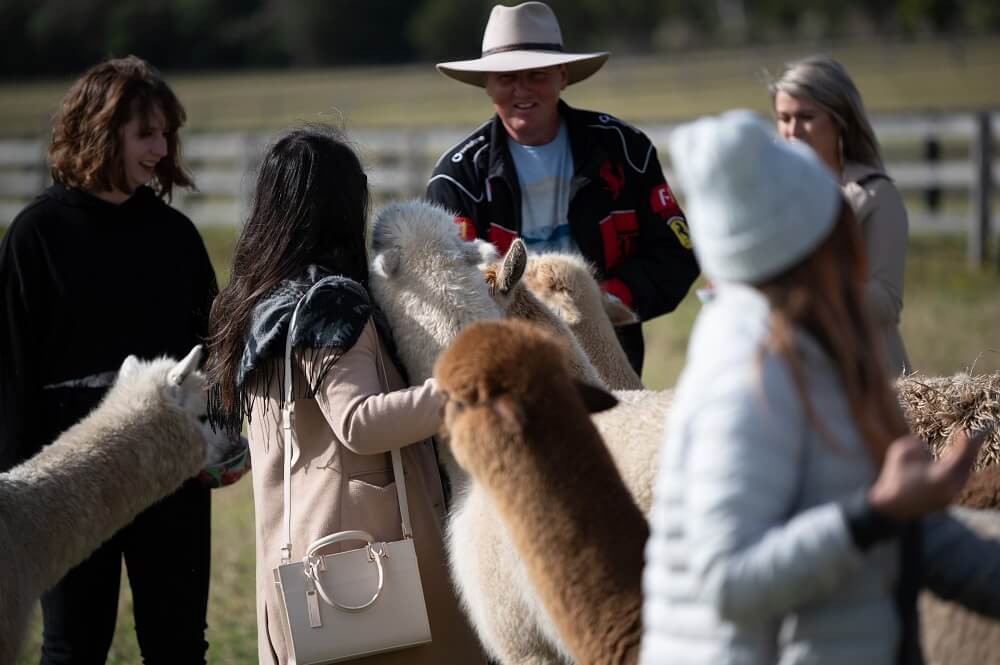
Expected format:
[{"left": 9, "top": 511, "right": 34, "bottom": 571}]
[{"left": 2, "top": 0, "right": 1000, "bottom": 78}]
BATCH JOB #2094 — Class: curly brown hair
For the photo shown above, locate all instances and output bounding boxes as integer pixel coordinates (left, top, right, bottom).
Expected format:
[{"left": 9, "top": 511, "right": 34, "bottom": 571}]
[{"left": 48, "top": 55, "right": 194, "bottom": 200}]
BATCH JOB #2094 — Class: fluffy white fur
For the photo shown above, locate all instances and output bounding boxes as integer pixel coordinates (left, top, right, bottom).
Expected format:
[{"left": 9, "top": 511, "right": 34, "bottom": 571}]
[
  {"left": 368, "top": 200, "right": 671, "bottom": 664},
  {"left": 370, "top": 200, "right": 503, "bottom": 396},
  {"left": 522, "top": 252, "right": 644, "bottom": 390},
  {"left": 0, "top": 347, "right": 225, "bottom": 662}
]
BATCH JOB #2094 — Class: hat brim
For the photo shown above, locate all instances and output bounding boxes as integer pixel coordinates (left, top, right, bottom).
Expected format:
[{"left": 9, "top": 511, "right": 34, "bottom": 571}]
[{"left": 437, "top": 51, "right": 609, "bottom": 87}]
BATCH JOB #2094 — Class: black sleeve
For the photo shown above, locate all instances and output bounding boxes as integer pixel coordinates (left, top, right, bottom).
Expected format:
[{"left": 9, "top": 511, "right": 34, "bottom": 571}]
[
  {"left": 606, "top": 145, "right": 700, "bottom": 321},
  {"left": 0, "top": 220, "right": 44, "bottom": 470},
  {"left": 839, "top": 488, "right": 903, "bottom": 551}
]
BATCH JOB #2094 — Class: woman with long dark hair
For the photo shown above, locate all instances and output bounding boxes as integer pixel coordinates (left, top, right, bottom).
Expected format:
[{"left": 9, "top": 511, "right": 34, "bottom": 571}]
[
  {"left": 640, "top": 111, "right": 1000, "bottom": 665},
  {"left": 0, "top": 55, "right": 215, "bottom": 663},
  {"left": 205, "top": 125, "right": 487, "bottom": 665}
]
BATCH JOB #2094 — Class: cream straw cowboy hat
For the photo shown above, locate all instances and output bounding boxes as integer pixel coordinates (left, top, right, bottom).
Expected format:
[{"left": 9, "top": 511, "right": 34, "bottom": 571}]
[{"left": 436, "top": 2, "right": 609, "bottom": 87}]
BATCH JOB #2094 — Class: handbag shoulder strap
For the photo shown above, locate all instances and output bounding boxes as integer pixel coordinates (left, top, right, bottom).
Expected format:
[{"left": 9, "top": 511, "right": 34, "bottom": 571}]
[
  {"left": 281, "top": 311, "right": 415, "bottom": 562},
  {"left": 280, "top": 296, "right": 307, "bottom": 563},
  {"left": 373, "top": 330, "right": 415, "bottom": 540}
]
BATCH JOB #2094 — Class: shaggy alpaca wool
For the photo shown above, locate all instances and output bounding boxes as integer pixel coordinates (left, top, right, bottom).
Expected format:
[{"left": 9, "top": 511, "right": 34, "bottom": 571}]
[
  {"left": 0, "top": 349, "right": 214, "bottom": 663},
  {"left": 897, "top": 371, "right": 1000, "bottom": 468},
  {"left": 521, "top": 251, "right": 644, "bottom": 390},
  {"left": 436, "top": 319, "right": 645, "bottom": 665}
]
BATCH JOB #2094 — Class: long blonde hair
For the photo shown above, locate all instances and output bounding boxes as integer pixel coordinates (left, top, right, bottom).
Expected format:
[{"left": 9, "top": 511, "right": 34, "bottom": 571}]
[
  {"left": 756, "top": 201, "right": 907, "bottom": 464},
  {"left": 769, "top": 55, "right": 884, "bottom": 170}
]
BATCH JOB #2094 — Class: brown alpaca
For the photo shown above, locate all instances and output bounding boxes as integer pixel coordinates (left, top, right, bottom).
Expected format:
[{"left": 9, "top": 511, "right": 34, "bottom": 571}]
[
  {"left": 956, "top": 464, "right": 1000, "bottom": 509},
  {"left": 435, "top": 319, "right": 647, "bottom": 665}
]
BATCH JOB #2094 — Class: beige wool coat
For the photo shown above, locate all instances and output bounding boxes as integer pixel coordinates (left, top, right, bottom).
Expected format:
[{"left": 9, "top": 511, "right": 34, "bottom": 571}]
[
  {"left": 842, "top": 160, "right": 912, "bottom": 376},
  {"left": 247, "top": 319, "right": 487, "bottom": 665}
]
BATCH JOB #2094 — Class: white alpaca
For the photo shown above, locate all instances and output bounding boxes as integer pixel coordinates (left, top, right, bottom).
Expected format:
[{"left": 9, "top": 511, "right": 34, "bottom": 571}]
[
  {"left": 521, "top": 252, "right": 644, "bottom": 390},
  {"left": 369, "top": 200, "right": 670, "bottom": 664},
  {"left": 0, "top": 347, "right": 234, "bottom": 663},
  {"left": 369, "top": 200, "right": 502, "bottom": 480}
]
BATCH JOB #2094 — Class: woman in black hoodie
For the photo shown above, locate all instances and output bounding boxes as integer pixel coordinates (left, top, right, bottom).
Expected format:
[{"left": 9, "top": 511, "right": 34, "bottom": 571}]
[{"left": 0, "top": 55, "right": 217, "bottom": 664}]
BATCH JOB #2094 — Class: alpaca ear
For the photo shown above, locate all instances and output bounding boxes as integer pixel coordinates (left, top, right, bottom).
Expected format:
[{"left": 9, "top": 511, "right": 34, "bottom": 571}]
[
  {"left": 468, "top": 238, "right": 498, "bottom": 267},
  {"left": 495, "top": 239, "right": 526, "bottom": 295},
  {"left": 372, "top": 248, "right": 401, "bottom": 279},
  {"left": 168, "top": 345, "right": 204, "bottom": 386},
  {"left": 603, "top": 292, "right": 640, "bottom": 326},
  {"left": 574, "top": 380, "right": 618, "bottom": 413},
  {"left": 119, "top": 354, "right": 142, "bottom": 379}
]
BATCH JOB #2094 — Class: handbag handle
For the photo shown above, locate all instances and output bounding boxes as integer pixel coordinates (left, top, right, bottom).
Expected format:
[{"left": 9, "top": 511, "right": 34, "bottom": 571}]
[{"left": 304, "top": 530, "right": 386, "bottom": 613}]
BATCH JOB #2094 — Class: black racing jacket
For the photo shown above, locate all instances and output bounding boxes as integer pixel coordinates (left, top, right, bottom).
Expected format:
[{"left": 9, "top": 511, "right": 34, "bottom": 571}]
[{"left": 425, "top": 101, "right": 699, "bottom": 322}]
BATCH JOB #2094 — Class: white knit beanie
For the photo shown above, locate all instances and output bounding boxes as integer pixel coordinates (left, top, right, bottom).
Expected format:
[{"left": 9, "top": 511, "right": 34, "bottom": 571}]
[{"left": 667, "top": 110, "right": 841, "bottom": 284}]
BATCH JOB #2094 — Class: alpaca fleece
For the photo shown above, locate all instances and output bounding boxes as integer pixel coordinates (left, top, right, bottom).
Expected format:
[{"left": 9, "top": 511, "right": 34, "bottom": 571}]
[
  {"left": 437, "top": 320, "right": 646, "bottom": 665},
  {"left": 482, "top": 239, "right": 605, "bottom": 389},
  {"left": 0, "top": 354, "right": 208, "bottom": 663}
]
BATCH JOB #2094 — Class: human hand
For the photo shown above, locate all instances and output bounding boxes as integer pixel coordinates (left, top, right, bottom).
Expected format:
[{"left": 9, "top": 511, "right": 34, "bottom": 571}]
[{"left": 867, "top": 429, "right": 989, "bottom": 522}]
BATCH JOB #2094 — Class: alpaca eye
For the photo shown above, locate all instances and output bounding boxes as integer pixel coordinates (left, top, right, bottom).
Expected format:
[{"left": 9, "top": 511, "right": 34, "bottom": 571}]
[{"left": 198, "top": 415, "right": 209, "bottom": 424}]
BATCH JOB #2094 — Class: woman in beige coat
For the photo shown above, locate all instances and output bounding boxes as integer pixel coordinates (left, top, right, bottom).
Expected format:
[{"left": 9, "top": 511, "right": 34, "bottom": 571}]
[
  {"left": 205, "top": 126, "right": 487, "bottom": 665},
  {"left": 770, "top": 55, "right": 912, "bottom": 376}
]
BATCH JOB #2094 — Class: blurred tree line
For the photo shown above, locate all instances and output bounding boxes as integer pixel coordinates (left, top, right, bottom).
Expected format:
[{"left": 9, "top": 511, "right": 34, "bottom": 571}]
[{"left": 1, "top": 0, "right": 998, "bottom": 78}]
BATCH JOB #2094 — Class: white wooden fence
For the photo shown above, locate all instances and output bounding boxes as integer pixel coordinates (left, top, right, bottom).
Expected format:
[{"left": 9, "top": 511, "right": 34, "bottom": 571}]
[{"left": 2, "top": 111, "right": 997, "bottom": 264}]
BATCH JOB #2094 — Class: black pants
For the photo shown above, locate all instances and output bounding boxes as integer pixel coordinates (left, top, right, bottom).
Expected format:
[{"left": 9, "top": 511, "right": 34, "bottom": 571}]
[
  {"left": 39, "top": 479, "right": 211, "bottom": 665},
  {"left": 616, "top": 321, "right": 645, "bottom": 377}
]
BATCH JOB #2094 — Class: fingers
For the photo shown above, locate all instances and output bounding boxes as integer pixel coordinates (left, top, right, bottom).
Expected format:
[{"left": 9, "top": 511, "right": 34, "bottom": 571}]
[{"left": 931, "top": 429, "right": 988, "bottom": 493}]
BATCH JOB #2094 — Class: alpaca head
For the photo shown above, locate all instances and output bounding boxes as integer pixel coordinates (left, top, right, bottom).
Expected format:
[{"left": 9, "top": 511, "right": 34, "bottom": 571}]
[
  {"left": 369, "top": 200, "right": 503, "bottom": 382},
  {"left": 523, "top": 253, "right": 639, "bottom": 327},
  {"left": 434, "top": 320, "right": 617, "bottom": 440},
  {"left": 117, "top": 345, "right": 244, "bottom": 470}
]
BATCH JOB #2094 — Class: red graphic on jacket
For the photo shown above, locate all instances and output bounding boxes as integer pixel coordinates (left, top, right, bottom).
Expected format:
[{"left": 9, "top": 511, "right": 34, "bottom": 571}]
[
  {"left": 650, "top": 182, "right": 681, "bottom": 218},
  {"left": 453, "top": 216, "right": 477, "bottom": 241},
  {"left": 598, "top": 210, "right": 638, "bottom": 270},
  {"left": 488, "top": 222, "right": 518, "bottom": 256},
  {"left": 599, "top": 161, "right": 626, "bottom": 201}
]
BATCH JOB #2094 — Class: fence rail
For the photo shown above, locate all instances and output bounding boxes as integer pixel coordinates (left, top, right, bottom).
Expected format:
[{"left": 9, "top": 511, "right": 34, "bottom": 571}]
[{"left": 2, "top": 110, "right": 997, "bottom": 264}]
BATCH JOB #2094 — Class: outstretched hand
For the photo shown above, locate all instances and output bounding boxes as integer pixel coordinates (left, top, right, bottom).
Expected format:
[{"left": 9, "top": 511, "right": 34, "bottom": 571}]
[{"left": 868, "top": 429, "right": 990, "bottom": 522}]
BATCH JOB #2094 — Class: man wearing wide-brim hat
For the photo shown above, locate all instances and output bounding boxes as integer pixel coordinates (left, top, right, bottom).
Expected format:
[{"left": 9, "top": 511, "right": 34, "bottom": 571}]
[{"left": 426, "top": 1, "right": 700, "bottom": 374}]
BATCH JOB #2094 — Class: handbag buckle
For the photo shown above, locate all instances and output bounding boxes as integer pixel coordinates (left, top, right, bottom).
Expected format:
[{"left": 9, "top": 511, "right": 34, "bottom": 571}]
[{"left": 367, "top": 542, "right": 388, "bottom": 561}]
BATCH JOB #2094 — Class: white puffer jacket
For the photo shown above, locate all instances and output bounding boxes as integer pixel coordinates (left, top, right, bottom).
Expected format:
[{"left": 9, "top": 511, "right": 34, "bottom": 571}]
[{"left": 641, "top": 284, "right": 1000, "bottom": 665}]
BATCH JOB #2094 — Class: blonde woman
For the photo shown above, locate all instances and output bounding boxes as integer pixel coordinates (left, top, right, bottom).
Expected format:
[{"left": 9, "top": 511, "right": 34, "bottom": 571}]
[{"left": 770, "top": 55, "right": 911, "bottom": 375}]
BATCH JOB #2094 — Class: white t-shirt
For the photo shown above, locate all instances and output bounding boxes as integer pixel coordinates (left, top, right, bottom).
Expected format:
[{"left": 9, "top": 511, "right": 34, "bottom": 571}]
[{"left": 507, "top": 122, "right": 577, "bottom": 253}]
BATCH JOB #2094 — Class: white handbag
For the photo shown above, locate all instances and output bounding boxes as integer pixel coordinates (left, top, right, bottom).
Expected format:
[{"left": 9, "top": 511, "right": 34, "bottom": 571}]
[{"left": 273, "top": 298, "right": 432, "bottom": 664}]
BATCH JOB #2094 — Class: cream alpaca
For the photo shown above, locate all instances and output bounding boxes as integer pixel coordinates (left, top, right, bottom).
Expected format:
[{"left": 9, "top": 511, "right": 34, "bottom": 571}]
[
  {"left": 0, "top": 348, "right": 226, "bottom": 663},
  {"left": 482, "top": 238, "right": 605, "bottom": 389},
  {"left": 522, "top": 251, "right": 644, "bottom": 390}
]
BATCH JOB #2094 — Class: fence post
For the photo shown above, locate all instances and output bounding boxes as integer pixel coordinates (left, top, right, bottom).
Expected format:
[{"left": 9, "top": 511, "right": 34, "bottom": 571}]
[{"left": 969, "top": 110, "right": 993, "bottom": 267}]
